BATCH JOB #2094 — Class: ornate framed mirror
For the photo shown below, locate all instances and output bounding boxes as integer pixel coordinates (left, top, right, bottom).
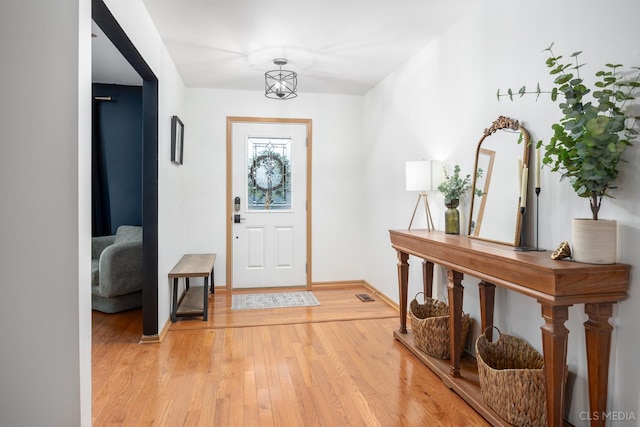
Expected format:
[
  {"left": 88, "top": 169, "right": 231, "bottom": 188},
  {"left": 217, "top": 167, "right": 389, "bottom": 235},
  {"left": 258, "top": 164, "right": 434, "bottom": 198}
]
[{"left": 468, "top": 116, "right": 530, "bottom": 246}]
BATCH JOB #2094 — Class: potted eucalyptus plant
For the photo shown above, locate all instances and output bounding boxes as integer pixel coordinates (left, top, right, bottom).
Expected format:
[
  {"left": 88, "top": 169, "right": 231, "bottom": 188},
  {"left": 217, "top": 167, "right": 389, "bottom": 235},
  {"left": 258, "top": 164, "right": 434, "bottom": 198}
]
[
  {"left": 438, "top": 165, "right": 483, "bottom": 235},
  {"left": 498, "top": 43, "right": 640, "bottom": 263}
]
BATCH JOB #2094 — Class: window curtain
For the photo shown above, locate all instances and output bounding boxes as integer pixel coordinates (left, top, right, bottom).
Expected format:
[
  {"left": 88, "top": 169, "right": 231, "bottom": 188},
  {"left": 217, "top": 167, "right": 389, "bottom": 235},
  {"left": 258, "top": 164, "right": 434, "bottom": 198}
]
[{"left": 92, "top": 98, "right": 111, "bottom": 236}]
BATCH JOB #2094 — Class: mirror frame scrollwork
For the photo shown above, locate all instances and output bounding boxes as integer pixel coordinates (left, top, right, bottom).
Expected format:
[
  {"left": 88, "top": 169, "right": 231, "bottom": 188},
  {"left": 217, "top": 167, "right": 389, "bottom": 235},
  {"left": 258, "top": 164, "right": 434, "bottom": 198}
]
[{"left": 468, "top": 116, "right": 530, "bottom": 246}]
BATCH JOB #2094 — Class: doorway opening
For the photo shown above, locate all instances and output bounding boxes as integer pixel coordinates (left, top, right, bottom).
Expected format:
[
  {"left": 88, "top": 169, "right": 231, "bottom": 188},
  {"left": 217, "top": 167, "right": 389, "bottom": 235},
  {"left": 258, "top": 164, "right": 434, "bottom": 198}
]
[{"left": 92, "top": 0, "right": 159, "bottom": 336}]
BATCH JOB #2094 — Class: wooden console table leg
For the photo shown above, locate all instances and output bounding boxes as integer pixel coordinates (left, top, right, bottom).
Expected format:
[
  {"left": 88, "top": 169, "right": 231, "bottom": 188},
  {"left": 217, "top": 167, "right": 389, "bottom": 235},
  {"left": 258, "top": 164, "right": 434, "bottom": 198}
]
[
  {"left": 584, "top": 303, "right": 614, "bottom": 427},
  {"left": 539, "top": 303, "right": 570, "bottom": 427},
  {"left": 448, "top": 270, "right": 464, "bottom": 378},
  {"left": 422, "top": 260, "right": 434, "bottom": 298},
  {"left": 397, "top": 251, "right": 410, "bottom": 334},
  {"left": 478, "top": 281, "right": 495, "bottom": 341}
]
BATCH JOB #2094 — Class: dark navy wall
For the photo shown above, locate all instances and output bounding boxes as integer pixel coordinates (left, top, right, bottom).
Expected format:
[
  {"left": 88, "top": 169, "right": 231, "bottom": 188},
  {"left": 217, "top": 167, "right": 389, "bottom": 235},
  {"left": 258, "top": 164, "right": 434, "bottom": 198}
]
[{"left": 93, "top": 83, "right": 143, "bottom": 235}]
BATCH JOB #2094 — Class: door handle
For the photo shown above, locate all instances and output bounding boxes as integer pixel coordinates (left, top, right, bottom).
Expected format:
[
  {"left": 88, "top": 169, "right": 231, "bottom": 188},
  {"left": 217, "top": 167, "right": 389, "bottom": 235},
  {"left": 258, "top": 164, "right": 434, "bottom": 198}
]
[{"left": 234, "top": 214, "right": 246, "bottom": 224}]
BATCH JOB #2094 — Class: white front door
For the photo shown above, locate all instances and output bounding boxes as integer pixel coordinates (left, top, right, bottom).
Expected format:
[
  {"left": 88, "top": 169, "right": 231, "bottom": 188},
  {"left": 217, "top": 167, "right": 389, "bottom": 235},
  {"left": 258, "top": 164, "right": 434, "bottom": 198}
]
[{"left": 230, "top": 120, "right": 308, "bottom": 289}]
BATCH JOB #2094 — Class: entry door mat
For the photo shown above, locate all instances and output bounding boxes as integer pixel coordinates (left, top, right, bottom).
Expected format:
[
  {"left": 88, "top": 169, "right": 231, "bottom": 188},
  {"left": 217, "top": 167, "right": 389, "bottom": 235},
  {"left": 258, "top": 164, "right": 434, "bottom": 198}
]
[{"left": 231, "top": 291, "right": 320, "bottom": 310}]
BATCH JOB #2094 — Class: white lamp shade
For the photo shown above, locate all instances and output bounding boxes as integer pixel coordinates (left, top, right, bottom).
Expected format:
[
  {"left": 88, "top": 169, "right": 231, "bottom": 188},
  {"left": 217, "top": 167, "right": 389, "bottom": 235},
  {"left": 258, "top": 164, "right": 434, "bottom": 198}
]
[{"left": 406, "top": 160, "right": 442, "bottom": 192}]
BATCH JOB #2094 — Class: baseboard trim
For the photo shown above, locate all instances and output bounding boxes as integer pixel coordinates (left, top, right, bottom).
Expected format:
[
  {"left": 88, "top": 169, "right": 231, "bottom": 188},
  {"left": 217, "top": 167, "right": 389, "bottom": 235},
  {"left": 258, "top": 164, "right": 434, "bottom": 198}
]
[
  {"left": 311, "top": 280, "right": 399, "bottom": 310},
  {"left": 312, "top": 280, "right": 400, "bottom": 312},
  {"left": 311, "top": 280, "right": 367, "bottom": 289},
  {"left": 228, "top": 281, "right": 369, "bottom": 292},
  {"left": 361, "top": 280, "right": 399, "bottom": 311},
  {"left": 139, "top": 317, "right": 171, "bottom": 344}
]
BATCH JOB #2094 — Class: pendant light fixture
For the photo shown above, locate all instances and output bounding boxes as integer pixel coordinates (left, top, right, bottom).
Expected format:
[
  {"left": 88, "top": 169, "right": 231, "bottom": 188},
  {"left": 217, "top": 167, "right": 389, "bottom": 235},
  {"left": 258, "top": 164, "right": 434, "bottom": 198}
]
[{"left": 265, "top": 58, "right": 298, "bottom": 100}]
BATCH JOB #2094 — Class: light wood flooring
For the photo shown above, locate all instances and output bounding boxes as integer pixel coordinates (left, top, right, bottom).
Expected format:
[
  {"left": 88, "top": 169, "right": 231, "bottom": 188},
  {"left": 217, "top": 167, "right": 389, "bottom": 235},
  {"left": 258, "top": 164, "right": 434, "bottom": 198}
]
[{"left": 92, "top": 285, "right": 490, "bottom": 426}]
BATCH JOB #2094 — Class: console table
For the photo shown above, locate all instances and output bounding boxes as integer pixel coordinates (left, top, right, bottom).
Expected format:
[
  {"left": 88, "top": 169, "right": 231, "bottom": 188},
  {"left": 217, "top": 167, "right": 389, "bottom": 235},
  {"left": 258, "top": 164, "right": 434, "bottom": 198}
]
[{"left": 389, "top": 229, "right": 629, "bottom": 427}]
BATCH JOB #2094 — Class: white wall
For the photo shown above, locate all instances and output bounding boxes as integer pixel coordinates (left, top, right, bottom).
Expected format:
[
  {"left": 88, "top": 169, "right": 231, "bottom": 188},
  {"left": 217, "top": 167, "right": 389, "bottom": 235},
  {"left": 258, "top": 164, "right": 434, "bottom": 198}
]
[
  {"left": 363, "top": 0, "right": 640, "bottom": 425},
  {"left": 184, "top": 89, "right": 365, "bottom": 286},
  {"left": 78, "top": 0, "right": 92, "bottom": 423},
  {"left": 0, "top": 0, "right": 91, "bottom": 425}
]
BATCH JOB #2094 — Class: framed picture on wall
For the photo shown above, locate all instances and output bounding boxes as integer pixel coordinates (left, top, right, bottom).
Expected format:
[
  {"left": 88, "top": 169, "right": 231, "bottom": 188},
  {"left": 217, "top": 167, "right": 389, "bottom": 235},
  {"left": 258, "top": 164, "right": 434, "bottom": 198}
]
[{"left": 171, "top": 115, "right": 184, "bottom": 165}]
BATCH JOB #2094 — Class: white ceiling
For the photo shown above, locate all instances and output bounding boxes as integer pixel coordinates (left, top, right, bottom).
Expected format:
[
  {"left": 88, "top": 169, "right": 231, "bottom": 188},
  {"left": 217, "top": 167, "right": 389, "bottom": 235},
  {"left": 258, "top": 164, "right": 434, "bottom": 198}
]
[{"left": 93, "top": 0, "right": 481, "bottom": 95}]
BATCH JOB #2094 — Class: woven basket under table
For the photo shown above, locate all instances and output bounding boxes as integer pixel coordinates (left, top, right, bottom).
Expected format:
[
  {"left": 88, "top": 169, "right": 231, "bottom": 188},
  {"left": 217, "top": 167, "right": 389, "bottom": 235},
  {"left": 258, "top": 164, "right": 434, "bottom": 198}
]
[
  {"left": 409, "top": 293, "right": 470, "bottom": 359},
  {"left": 475, "top": 327, "right": 547, "bottom": 427}
]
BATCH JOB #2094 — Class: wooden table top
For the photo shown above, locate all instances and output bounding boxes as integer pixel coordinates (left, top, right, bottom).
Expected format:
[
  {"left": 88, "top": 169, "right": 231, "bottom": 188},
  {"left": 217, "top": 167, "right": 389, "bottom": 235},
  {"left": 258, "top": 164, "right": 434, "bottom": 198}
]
[
  {"left": 389, "top": 229, "right": 630, "bottom": 304},
  {"left": 168, "top": 253, "right": 216, "bottom": 278}
]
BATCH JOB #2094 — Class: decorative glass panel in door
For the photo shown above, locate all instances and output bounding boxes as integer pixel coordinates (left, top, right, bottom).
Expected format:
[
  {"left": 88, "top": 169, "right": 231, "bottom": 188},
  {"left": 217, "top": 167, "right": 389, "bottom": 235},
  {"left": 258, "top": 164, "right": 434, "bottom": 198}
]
[{"left": 247, "top": 138, "right": 291, "bottom": 211}]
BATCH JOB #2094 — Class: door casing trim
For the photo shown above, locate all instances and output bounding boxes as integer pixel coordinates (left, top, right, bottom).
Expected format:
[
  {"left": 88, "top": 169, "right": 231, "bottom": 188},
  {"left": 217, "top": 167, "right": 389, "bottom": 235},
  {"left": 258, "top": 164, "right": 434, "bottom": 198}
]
[{"left": 226, "top": 117, "right": 313, "bottom": 290}]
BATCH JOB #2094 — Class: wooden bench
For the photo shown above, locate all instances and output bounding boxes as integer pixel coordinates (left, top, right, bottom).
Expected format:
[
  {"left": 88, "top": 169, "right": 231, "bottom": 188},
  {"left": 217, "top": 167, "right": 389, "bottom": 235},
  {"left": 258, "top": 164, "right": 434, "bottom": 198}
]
[{"left": 168, "top": 253, "right": 216, "bottom": 322}]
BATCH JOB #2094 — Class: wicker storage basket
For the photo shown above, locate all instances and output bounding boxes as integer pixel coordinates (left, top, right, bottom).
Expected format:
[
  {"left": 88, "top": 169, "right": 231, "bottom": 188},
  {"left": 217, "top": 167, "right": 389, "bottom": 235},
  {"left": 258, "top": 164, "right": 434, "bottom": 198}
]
[
  {"left": 409, "top": 292, "right": 470, "bottom": 359},
  {"left": 475, "top": 327, "right": 547, "bottom": 427}
]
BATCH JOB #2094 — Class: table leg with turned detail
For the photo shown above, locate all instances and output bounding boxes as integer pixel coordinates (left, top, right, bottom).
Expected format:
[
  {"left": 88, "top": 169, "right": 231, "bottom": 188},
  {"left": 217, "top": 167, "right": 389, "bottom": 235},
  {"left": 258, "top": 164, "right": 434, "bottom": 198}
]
[
  {"left": 422, "top": 260, "right": 434, "bottom": 298},
  {"left": 448, "top": 269, "right": 464, "bottom": 378},
  {"left": 397, "top": 251, "right": 410, "bottom": 334},
  {"left": 584, "top": 303, "right": 614, "bottom": 427},
  {"left": 539, "top": 303, "right": 570, "bottom": 427},
  {"left": 478, "top": 281, "right": 496, "bottom": 340}
]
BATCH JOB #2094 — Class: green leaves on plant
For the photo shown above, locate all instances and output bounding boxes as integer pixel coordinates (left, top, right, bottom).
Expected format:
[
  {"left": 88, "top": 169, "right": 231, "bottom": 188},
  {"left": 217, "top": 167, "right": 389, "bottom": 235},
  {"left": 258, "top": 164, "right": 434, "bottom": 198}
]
[
  {"left": 496, "top": 43, "right": 640, "bottom": 219},
  {"left": 550, "top": 65, "right": 563, "bottom": 75},
  {"left": 554, "top": 74, "right": 573, "bottom": 85},
  {"left": 497, "top": 82, "right": 548, "bottom": 102},
  {"left": 437, "top": 165, "right": 483, "bottom": 200},
  {"left": 585, "top": 116, "right": 610, "bottom": 135}
]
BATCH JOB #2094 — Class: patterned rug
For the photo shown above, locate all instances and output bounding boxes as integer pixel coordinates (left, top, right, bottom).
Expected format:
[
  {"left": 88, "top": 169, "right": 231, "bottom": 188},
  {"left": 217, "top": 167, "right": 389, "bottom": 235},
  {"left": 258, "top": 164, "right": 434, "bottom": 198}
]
[{"left": 231, "top": 291, "right": 320, "bottom": 310}]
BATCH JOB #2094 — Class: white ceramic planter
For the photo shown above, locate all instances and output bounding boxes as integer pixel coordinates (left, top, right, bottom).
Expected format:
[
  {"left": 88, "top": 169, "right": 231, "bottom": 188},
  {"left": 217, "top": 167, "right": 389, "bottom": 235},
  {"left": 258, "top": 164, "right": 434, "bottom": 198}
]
[{"left": 571, "top": 218, "right": 617, "bottom": 264}]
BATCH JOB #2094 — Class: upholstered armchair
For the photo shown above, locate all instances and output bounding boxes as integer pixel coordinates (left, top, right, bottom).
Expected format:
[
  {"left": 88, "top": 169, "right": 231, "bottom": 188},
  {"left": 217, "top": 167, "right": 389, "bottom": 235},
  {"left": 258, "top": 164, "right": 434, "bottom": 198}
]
[{"left": 91, "top": 225, "right": 143, "bottom": 313}]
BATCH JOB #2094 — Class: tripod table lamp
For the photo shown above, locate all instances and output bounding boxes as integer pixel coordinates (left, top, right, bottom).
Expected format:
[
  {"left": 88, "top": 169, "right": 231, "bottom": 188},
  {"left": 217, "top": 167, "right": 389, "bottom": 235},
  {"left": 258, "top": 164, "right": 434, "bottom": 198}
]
[{"left": 406, "top": 160, "right": 442, "bottom": 231}]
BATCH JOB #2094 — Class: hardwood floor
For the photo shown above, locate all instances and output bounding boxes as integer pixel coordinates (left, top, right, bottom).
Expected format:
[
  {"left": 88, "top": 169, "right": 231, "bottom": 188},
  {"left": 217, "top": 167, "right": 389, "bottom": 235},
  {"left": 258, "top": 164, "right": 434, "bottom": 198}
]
[{"left": 92, "top": 285, "right": 490, "bottom": 426}]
